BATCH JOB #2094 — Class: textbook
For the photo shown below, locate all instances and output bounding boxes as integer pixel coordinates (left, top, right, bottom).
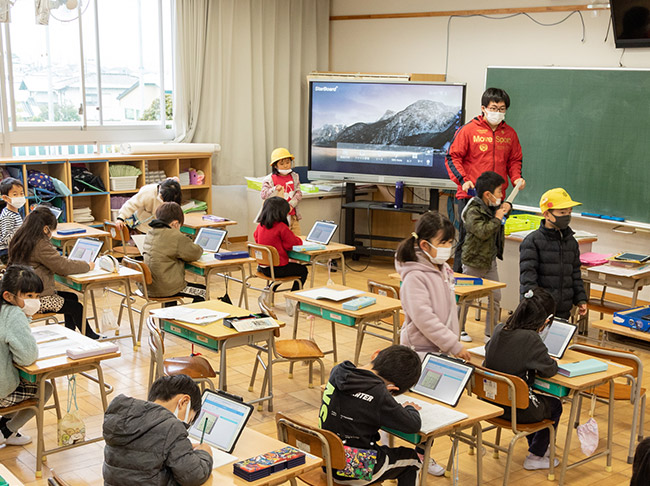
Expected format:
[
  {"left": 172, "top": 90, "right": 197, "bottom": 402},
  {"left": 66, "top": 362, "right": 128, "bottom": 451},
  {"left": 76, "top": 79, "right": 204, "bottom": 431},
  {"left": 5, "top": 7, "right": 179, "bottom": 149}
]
[
  {"left": 558, "top": 359, "right": 608, "bottom": 378},
  {"left": 296, "top": 287, "right": 363, "bottom": 302}
]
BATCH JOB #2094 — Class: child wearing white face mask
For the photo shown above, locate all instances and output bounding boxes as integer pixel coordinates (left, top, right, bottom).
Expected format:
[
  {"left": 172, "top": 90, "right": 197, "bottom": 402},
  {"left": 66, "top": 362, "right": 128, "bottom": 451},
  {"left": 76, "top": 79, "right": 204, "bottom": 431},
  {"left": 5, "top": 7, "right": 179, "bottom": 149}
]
[
  {"left": 0, "top": 265, "right": 54, "bottom": 447},
  {"left": 0, "top": 177, "right": 26, "bottom": 265},
  {"left": 460, "top": 171, "right": 511, "bottom": 341},
  {"left": 260, "top": 147, "right": 303, "bottom": 236},
  {"left": 395, "top": 212, "right": 471, "bottom": 477},
  {"left": 103, "top": 374, "right": 213, "bottom": 485}
]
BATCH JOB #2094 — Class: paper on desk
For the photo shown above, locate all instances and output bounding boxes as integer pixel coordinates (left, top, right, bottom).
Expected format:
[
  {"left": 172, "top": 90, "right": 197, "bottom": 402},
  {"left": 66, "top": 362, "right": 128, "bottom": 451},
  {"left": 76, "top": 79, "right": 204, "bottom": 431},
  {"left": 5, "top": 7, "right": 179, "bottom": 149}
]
[
  {"left": 32, "top": 327, "right": 65, "bottom": 344},
  {"left": 296, "top": 287, "right": 363, "bottom": 302},
  {"left": 188, "top": 437, "right": 238, "bottom": 469},
  {"left": 132, "top": 234, "right": 146, "bottom": 254},
  {"left": 588, "top": 263, "right": 650, "bottom": 277},
  {"left": 573, "top": 230, "right": 598, "bottom": 239},
  {"left": 67, "top": 267, "right": 111, "bottom": 278},
  {"left": 150, "top": 307, "right": 229, "bottom": 325},
  {"left": 197, "top": 253, "right": 216, "bottom": 263},
  {"left": 394, "top": 395, "right": 468, "bottom": 434}
]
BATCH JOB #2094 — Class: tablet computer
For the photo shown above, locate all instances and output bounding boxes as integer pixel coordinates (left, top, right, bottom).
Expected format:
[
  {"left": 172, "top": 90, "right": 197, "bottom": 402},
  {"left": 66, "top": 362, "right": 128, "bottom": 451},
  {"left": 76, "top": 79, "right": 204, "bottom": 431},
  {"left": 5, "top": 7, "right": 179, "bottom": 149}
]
[
  {"left": 68, "top": 238, "right": 103, "bottom": 263},
  {"left": 411, "top": 353, "right": 474, "bottom": 407},
  {"left": 187, "top": 389, "right": 253, "bottom": 454},
  {"left": 306, "top": 221, "right": 337, "bottom": 245},
  {"left": 195, "top": 228, "right": 228, "bottom": 253},
  {"left": 614, "top": 252, "right": 650, "bottom": 263},
  {"left": 539, "top": 318, "right": 577, "bottom": 359}
]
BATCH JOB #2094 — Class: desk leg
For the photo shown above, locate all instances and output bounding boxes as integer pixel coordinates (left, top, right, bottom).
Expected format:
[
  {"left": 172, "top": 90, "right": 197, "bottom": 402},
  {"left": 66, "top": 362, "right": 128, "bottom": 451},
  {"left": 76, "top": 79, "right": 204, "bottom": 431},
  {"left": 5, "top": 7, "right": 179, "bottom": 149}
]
[
  {"left": 475, "top": 423, "right": 483, "bottom": 486},
  {"left": 340, "top": 253, "right": 346, "bottom": 286},
  {"left": 90, "top": 289, "right": 99, "bottom": 333},
  {"left": 289, "top": 307, "right": 301, "bottom": 376},
  {"left": 559, "top": 390, "right": 581, "bottom": 485},
  {"left": 35, "top": 376, "right": 46, "bottom": 478},
  {"left": 267, "top": 332, "right": 274, "bottom": 412},
  {"left": 353, "top": 318, "right": 366, "bottom": 366},
  {"left": 239, "top": 265, "right": 249, "bottom": 310},
  {"left": 488, "top": 293, "right": 495, "bottom": 337},
  {"left": 219, "top": 343, "right": 228, "bottom": 392},
  {"left": 606, "top": 379, "right": 614, "bottom": 472},
  {"left": 310, "top": 260, "right": 315, "bottom": 288},
  {"left": 419, "top": 436, "right": 434, "bottom": 486},
  {"left": 204, "top": 268, "right": 212, "bottom": 301},
  {"left": 80, "top": 286, "right": 89, "bottom": 337},
  {"left": 392, "top": 310, "right": 399, "bottom": 344},
  {"left": 123, "top": 279, "right": 137, "bottom": 348},
  {"left": 95, "top": 363, "right": 110, "bottom": 410}
]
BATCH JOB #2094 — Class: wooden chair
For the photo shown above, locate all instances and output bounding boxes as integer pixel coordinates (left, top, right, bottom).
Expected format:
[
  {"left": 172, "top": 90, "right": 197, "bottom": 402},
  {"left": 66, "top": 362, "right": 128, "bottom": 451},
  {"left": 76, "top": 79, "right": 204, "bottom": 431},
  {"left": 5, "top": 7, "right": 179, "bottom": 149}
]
[
  {"left": 569, "top": 343, "right": 645, "bottom": 463},
  {"left": 249, "top": 296, "right": 325, "bottom": 409},
  {"left": 466, "top": 365, "right": 557, "bottom": 485},
  {"left": 120, "top": 256, "right": 185, "bottom": 347},
  {"left": 275, "top": 412, "right": 348, "bottom": 486},
  {"left": 246, "top": 243, "right": 303, "bottom": 306},
  {"left": 146, "top": 317, "right": 216, "bottom": 391},
  {"left": 103, "top": 221, "right": 141, "bottom": 259},
  {"left": 31, "top": 312, "right": 59, "bottom": 326}
]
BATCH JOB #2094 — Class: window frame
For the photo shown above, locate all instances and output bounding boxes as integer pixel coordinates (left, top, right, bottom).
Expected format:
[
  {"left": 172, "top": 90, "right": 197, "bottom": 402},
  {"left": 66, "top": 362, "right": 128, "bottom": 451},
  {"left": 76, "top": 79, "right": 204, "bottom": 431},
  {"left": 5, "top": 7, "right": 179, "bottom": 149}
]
[{"left": 0, "top": 0, "right": 173, "bottom": 157}]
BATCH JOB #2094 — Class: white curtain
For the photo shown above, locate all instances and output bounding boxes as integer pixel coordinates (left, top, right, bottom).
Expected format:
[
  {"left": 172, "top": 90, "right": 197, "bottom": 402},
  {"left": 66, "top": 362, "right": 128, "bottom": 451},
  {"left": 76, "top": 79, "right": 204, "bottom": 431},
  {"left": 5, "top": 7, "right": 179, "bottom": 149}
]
[
  {"left": 179, "top": 0, "right": 329, "bottom": 185},
  {"left": 173, "top": 0, "right": 211, "bottom": 143}
]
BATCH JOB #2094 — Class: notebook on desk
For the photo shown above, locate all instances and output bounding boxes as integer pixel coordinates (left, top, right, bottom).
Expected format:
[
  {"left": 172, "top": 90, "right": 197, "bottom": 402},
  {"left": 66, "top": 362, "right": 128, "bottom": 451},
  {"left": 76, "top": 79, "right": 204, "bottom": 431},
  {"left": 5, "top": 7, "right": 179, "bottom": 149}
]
[{"left": 393, "top": 395, "right": 467, "bottom": 434}]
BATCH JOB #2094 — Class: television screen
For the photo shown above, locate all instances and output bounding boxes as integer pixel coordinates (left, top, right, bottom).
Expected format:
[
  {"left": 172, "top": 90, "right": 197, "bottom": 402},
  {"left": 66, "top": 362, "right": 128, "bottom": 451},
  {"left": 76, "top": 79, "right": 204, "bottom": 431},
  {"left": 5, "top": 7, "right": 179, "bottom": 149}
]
[
  {"left": 308, "top": 80, "right": 466, "bottom": 188},
  {"left": 611, "top": 0, "right": 650, "bottom": 48}
]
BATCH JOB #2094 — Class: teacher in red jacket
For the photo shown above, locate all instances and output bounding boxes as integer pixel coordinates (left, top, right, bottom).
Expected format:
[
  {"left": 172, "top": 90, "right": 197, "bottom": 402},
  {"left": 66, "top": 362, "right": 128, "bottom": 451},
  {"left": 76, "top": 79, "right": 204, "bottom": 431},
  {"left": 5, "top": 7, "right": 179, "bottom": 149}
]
[{"left": 445, "top": 87, "right": 526, "bottom": 273}]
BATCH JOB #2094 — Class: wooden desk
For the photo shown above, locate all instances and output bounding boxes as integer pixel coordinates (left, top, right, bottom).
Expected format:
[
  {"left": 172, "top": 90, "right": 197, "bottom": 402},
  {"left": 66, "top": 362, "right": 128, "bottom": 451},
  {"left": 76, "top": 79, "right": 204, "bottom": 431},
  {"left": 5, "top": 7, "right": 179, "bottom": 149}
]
[
  {"left": 51, "top": 222, "right": 111, "bottom": 255},
  {"left": 181, "top": 213, "right": 238, "bottom": 236},
  {"left": 0, "top": 464, "right": 25, "bottom": 486},
  {"left": 55, "top": 266, "right": 141, "bottom": 348},
  {"left": 387, "top": 392, "right": 503, "bottom": 486},
  {"left": 158, "top": 300, "right": 284, "bottom": 411},
  {"left": 388, "top": 272, "right": 507, "bottom": 337},
  {"left": 204, "top": 427, "right": 322, "bottom": 486},
  {"left": 286, "top": 285, "right": 402, "bottom": 365},
  {"left": 287, "top": 240, "right": 356, "bottom": 287},
  {"left": 185, "top": 254, "right": 256, "bottom": 308},
  {"left": 592, "top": 317, "right": 650, "bottom": 345},
  {"left": 17, "top": 326, "right": 120, "bottom": 478},
  {"left": 468, "top": 346, "right": 633, "bottom": 485},
  {"left": 582, "top": 263, "right": 650, "bottom": 311}
]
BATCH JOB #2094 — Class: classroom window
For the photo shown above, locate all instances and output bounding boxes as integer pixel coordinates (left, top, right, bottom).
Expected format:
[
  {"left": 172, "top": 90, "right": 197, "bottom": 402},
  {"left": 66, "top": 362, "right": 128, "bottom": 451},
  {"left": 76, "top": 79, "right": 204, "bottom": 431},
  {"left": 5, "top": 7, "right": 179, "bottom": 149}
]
[{"left": 0, "top": 0, "right": 173, "bottom": 153}]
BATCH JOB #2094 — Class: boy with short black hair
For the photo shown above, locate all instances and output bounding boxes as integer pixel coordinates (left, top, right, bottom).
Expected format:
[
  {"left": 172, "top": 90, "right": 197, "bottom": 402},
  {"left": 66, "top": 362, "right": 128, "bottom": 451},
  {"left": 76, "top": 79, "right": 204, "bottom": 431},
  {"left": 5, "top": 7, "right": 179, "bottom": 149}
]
[
  {"left": 103, "top": 374, "right": 213, "bottom": 486},
  {"left": 143, "top": 202, "right": 206, "bottom": 302},
  {"left": 520, "top": 188, "right": 588, "bottom": 320},
  {"left": 0, "top": 177, "right": 26, "bottom": 264},
  {"left": 319, "top": 345, "right": 423, "bottom": 485},
  {"left": 460, "top": 170, "right": 511, "bottom": 341}
]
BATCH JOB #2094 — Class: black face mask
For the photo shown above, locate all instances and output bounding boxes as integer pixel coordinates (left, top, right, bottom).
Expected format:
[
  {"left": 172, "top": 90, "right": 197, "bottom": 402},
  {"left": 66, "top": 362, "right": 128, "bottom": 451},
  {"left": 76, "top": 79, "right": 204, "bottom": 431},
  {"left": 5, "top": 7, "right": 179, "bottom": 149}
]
[{"left": 551, "top": 214, "right": 571, "bottom": 230}]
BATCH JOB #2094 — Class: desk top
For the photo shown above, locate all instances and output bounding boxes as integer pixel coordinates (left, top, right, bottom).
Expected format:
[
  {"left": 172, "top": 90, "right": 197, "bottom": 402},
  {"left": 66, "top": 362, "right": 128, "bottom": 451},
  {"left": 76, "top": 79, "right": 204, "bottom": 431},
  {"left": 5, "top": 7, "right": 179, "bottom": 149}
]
[
  {"left": 467, "top": 346, "right": 632, "bottom": 390},
  {"left": 52, "top": 222, "right": 110, "bottom": 240},
  {"left": 286, "top": 284, "right": 402, "bottom": 318},
  {"left": 183, "top": 213, "right": 238, "bottom": 229},
  {"left": 205, "top": 428, "right": 322, "bottom": 486},
  {"left": 291, "top": 238, "right": 356, "bottom": 256},
  {"left": 592, "top": 318, "right": 650, "bottom": 343},
  {"left": 188, "top": 254, "right": 255, "bottom": 269},
  {"left": 17, "top": 326, "right": 120, "bottom": 375},
  {"left": 582, "top": 263, "right": 650, "bottom": 280},
  {"left": 403, "top": 391, "right": 502, "bottom": 439},
  {"left": 159, "top": 299, "right": 284, "bottom": 341},
  {"left": 61, "top": 266, "right": 142, "bottom": 283},
  {"left": 388, "top": 272, "right": 506, "bottom": 296}
]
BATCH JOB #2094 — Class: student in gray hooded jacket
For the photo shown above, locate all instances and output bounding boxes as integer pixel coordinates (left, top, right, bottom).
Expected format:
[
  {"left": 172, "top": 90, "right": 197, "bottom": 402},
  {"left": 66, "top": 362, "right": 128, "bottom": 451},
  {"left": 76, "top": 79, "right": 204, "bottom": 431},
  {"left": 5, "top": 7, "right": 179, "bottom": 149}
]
[{"left": 102, "top": 375, "right": 213, "bottom": 486}]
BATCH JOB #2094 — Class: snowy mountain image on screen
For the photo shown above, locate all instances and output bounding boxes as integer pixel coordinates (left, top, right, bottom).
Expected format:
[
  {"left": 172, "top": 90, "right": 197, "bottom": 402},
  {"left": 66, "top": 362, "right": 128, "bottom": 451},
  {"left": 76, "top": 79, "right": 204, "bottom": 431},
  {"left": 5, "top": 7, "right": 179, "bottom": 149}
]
[{"left": 312, "top": 100, "right": 460, "bottom": 148}]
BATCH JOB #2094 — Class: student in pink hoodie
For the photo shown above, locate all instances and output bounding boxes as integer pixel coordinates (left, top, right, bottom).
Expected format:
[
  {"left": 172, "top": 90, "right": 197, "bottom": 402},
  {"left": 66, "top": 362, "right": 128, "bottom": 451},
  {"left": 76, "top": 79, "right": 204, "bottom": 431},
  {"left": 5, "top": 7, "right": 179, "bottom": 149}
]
[{"left": 395, "top": 211, "right": 471, "bottom": 477}]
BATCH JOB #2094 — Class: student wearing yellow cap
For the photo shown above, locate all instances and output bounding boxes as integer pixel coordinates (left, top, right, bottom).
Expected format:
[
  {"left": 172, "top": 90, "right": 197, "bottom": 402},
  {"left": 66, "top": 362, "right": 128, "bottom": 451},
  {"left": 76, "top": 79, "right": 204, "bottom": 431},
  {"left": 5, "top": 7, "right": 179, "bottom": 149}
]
[
  {"left": 260, "top": 147, "right": 303, "bottom": 236},
  {"left": 519, "top": 188, "right": 588, "bottom": 320}
]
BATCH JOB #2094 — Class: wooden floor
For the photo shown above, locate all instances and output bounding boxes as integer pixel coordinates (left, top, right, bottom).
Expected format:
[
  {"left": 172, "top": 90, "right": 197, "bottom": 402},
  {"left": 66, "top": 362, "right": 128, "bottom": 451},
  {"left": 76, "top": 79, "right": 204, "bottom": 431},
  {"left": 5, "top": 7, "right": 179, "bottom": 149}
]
[{"left": 0, "top": 249, "right": 646, "bottom": 485}]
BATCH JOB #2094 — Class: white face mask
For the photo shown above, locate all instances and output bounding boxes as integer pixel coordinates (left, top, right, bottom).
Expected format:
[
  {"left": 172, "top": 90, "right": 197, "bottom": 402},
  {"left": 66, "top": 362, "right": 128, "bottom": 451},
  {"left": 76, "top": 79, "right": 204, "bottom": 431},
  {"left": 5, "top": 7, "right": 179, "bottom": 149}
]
[
  {"left": 9, "top": 196, "right": 26, "bottom": 209},
  {"left": 277, "top": 169, "right": 292, "bottom": 175},
  {"left": 484, "top": 111, "right": 505, "bottom": 125},
  {"left": 173, "top": 398, "right": 192, "bottom": 428},
  {"left": 22, "top": 298, "right": 41, "bottom": 317},
  {"left": 489, "top": 196, "right": 502, "bottom": 207},
  {"left": 424, "top": 242, "right": 452, "bottom": 265}
]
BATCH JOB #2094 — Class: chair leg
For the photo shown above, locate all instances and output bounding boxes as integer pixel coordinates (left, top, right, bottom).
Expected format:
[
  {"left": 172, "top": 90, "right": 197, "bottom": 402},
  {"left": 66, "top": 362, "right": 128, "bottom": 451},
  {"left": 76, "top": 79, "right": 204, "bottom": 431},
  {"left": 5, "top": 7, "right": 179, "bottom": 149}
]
[
  {"left": 502, "top": 434, "right": 522, "bottom": 486},
  {"left": 51, "top": 379, "right": 62, "bottom": 420},
  {"left": 574, "top": 393, "right": 584, "bottom": 428},
  {"left": 331, "top": 322, "right": 338, "bottom": 363},
  {"left": 317, "top": 358, "right": 325, "bottom": 385},
  {"left": 547, "top": 424, "right": 556, "bottom": 481},
  {"left": 308, "top": 361, "right": 314, "bottom": 389},
  {"left": 248, "top": 350, "right": 264, "bottom": 392},
  {"left": 639, "top": 393, "right": 646, "bottom": 441},
  {"left": 493, "top": 428, "right": 502, "bottom": 458},
  {"left": 629, "top": 386, "right": 641, "bottom": 464},
  {"left": 445, "top": 436, "right": 459, "bottom": 477}
]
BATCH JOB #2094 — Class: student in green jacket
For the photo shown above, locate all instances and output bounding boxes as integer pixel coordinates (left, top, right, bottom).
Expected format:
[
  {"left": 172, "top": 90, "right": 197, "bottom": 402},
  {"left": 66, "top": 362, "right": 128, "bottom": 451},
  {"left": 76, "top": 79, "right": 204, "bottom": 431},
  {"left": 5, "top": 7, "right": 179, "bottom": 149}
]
[
  {"left": 460, "top": 171, "right": 511, "bottom": 341},
  {"left": 143, "top": 202, "right": 205, "bottom": 302}
]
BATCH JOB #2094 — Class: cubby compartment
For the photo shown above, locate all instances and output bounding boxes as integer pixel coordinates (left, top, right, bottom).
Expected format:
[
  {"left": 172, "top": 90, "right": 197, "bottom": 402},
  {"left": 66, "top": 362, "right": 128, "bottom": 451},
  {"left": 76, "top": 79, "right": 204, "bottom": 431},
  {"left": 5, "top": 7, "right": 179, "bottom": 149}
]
[
  {"left": 145, "top": 157, "right": 179, "bottom": 185},
  {"left": 70, "top": 159, "right": 109, "bottom": 194},
  {"left": 109, "top": 159, "right": 145, "bottom": 192},
  {"left": 181, "top": 186, "right": 211, "bottom": 214},
  {"left": 179, "top": 156, "right": 212, "bottom": 188},
  {"left": 69, "top": 194, "right": 110, "bottom": 226}
]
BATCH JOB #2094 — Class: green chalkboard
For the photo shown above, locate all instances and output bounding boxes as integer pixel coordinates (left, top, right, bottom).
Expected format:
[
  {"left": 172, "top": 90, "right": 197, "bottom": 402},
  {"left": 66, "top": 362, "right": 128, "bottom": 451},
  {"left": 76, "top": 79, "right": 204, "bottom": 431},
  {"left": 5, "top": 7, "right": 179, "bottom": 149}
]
[{"left": 486, "top": 67, "right": 650, "bottom": 224}]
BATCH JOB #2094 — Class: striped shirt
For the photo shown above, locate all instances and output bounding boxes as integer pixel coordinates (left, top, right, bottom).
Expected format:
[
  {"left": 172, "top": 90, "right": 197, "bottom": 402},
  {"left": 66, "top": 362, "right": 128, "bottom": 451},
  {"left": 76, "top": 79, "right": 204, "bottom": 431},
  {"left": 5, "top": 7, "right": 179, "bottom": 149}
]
[{"left": 0, "top": 207, "right": 23, "bottom": 251}]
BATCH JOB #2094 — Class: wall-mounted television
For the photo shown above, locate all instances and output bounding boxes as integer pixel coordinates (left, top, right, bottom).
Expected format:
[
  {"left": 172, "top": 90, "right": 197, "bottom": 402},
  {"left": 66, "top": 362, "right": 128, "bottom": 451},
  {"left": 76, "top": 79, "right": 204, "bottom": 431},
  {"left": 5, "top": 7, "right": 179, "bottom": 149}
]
[
  {"left": 308, "top": 79, "right": 466, "bottom": 188},
  {"left": 611, "top": 0, "right": 650, "bottom": 48}
]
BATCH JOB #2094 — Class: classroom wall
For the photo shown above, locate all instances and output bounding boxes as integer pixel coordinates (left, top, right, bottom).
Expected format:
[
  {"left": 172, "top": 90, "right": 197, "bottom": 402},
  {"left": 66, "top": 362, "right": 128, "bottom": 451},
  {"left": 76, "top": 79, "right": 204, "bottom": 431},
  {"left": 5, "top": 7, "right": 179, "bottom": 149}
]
[{"left": 328, "top": 0, "right": 650, "bottom": 301}]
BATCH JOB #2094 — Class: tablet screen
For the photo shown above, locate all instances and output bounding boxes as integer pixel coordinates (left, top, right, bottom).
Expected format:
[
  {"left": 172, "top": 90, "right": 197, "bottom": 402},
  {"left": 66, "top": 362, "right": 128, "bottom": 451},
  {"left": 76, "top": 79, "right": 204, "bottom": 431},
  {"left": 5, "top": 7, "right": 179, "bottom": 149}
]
[
  {"left": 187, "top": 390, "right": 253, "bottom": 453},
  {"left": 195, "top": 228, "right": 227, "bottom": 253},
  {"left": 306, "top": 221, "right": 337, "bottom": 245},
  {"left": 69, "top": 238, "right": 103, "bottom": 263},
  {"left": 540, "top": 319, "right": 576, "bottom": 359},
  {"left": 411, "top": 354, "right": 474, "bottom": 407},
  {"left": 615, "top": 252, "right": 650, "bottom": 262}
]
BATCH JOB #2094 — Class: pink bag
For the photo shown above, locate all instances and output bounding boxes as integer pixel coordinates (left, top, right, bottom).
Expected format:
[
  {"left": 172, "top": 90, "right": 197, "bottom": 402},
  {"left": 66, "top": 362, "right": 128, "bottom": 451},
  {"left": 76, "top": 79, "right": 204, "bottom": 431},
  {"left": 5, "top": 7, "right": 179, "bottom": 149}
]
[
  {"left": 580, "top": 252, "right": 612, "bottom": 266},
  {"left": 576, "top": 395, "right": 599, "bottom": 456}
]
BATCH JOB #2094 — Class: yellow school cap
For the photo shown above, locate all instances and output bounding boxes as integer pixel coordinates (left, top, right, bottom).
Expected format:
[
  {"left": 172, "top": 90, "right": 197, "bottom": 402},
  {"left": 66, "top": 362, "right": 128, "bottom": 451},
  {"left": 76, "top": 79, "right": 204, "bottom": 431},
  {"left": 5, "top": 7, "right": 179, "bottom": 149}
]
[
  {"left": 270, "top": 147, "right": 294, "bottom": 166},
  {"left": 539, "top": 188, "right": 581, "bottom": 212}
]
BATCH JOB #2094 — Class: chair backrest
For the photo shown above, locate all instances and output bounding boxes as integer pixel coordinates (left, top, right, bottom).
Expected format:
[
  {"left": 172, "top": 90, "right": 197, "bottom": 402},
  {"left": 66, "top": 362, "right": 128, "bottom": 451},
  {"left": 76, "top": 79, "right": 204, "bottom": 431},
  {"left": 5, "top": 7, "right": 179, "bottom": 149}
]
[
  {"left": 367, "top": 279, "right": 399, "bottom": 299},
  {"left": 570, "top": 343, "right": 642, "bottom": 379},
  {"left": 248, "top": 243, "right": 280, "bottom": 267},
  {"left": 472, "top": 365, "right": 530, "bottom": 428},
  {"left": 276, "top": 412, "right": 347, "bottom": 486},
  {"left": 146, "top": 317, "right": 165, "bottom": 379},
  {"left": 104, "top": 220, "right": 130, "bottom": 245},
  {"left": 123, "top": 256, "right": 153, "bottom": 287}
]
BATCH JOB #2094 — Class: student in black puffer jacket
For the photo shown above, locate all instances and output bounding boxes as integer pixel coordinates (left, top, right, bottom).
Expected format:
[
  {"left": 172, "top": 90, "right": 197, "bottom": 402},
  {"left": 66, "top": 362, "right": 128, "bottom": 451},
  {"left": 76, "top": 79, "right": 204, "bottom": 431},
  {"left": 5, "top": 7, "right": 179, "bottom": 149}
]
[{"left": 519, "top": 188, "right": 587, "bottom": 320}]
